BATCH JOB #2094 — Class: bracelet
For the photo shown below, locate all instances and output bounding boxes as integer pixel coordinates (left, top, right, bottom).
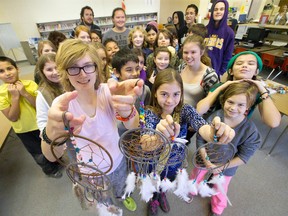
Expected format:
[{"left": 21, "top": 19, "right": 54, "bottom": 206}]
[
  {"left": 260, "top": 91, "right": 269, "bottom": 97},
  {"left": 260, "top": 91, "right": 269, "bottom": 100},
  {"left": 115, "top": 105, "right": 137, "bottom": 122},
  {"left": 42, "top": 127, "right": 67, "bottom": 145},
  {"left": 261, "top": 94, "right": 270, "bottom": 100}
]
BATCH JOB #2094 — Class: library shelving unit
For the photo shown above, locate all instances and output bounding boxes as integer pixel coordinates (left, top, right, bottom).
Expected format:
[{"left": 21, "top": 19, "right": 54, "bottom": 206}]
[{"left": 36, "top": 12, "right": 158, "bottom": 39}]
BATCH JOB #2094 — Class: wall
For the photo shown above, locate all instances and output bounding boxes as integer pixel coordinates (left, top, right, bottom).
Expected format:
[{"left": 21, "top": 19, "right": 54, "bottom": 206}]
[
  {"left": 159, "top": 0, "right": 211, "bottom": 24},
  {"left": 0, "top": 0, "right": 160, "bottom": 40},
  {"left": 0, "top": 0, "right": 160, "bottom": 60}
]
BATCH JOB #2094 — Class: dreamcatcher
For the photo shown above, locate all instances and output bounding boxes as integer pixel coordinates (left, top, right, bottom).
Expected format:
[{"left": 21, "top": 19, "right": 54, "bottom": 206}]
[
  {"left": 119, "top": 97, "right": 189, "bottom": 203},
  {"left": 50, "top": 112, "right": 122, "bottom": 215},
  {"left": 191, "top": 138, "right": 236, "bottom": 206}
]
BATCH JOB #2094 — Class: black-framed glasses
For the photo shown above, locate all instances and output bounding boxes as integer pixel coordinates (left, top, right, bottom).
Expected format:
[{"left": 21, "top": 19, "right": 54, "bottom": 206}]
[{"left": 66, "top": 64, "right": 97, "bottom": 76}]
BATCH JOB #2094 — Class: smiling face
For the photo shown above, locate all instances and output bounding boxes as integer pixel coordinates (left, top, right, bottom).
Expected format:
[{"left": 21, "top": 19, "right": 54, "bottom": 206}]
[
  {"left": 155, "top": 81, "right": 181, "bottom": 115},
  {"left": 182, "top": 41, "right": 203, "bottom": 67},
  {"left": 132, "top": 30, "right": 144, "bottom": 48},
  {"left": 91, "top": 32, "right": 101, "bottom": 42},
  {"left": 0, "top": 61, "right": 19, "bottom": 84},
  {"left": 213, "top": 2, "right": 225, "bottom": 22},
  {"left": 113, "top": 9, "right": 126, "bottom": 29},
  {"left": 82, "top": 8, "right": 94, "bottom": 25},
  {"left": 43, "top": 61, "right": 60, "bottom": 83},
  {"left": 42, "top": 44, "right": 56, "bottom": 55},
  {"left": 223, "top": 94, "right": 248, "bottom": 120},
  {"left": 67, "top": 54, "right": 97, "bottom": 91},
  {"left": 185, "top": 7, "right": 197, "bottom": 25},
  {"left": 116, "top": 61, "right": 140, "bottom": 81},
  {"left": 230, "top": 54, "right": 258, "bottom": 80},
  {"left": 154, "top": 51, "right": 170, "bottom": 71},
  {"left": 105, "top": 41, "right": 120, "bottom": 61}
]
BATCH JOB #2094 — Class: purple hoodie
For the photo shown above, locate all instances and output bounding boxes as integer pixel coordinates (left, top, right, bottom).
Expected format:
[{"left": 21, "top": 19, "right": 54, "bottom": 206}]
[{"left": 205, "top": 0, "right": 235, "bottom": 76}]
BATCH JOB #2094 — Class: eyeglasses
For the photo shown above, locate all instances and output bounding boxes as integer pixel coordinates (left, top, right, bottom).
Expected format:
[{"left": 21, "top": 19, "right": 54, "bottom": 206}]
[{"left": 66, "top": 64, "right": 97, "bottom": 76}]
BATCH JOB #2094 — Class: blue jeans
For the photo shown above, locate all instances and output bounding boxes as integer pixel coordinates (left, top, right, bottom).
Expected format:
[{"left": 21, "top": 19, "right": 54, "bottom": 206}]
[{"left": 107, "top": 157, "right": 128, "bottom": 198}]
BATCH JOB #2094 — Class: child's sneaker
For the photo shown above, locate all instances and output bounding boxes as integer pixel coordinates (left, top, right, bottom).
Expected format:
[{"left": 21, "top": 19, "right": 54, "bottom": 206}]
[
  {"left": 123, "top": 197, "right": 137, "bottom": 211},
  {"left": 158, "top": 191, "right": 170, "bottom": 212},
  {"left": 148, "top": 194, "right": 160, "bottom": 216}
]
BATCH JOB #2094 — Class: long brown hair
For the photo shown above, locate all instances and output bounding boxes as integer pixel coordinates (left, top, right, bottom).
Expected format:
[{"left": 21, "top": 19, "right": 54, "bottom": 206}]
[
  {"left": 149, "top": 68, "right": 183, "bottom": 123},
  {"left": 182, "top": 34, "right": 211, "bottom": 67},
  {"left": 37, "top": 53, "right": 63, "bottom": 106}
]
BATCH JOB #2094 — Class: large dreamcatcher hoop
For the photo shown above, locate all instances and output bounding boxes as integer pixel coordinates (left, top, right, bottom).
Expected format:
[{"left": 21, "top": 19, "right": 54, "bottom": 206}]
[
  {"left": 191, "top": 141, "right": 236, "bottom": 205},
  {"left": 50, "top": 112, "right": 118, "bottom": 213}
]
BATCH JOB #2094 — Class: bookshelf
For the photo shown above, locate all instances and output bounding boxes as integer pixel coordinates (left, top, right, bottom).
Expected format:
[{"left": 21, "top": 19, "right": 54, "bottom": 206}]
[{"left": 36, "top": 12, "right": 158, "bottom": 39}]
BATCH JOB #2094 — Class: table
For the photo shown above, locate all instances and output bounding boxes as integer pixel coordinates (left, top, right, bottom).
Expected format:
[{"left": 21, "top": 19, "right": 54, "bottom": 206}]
[
  {"left": 261, "top": 47, "right": 288, "bottom": 58},
  {"left": 260, "top": 80, "right": 288, "bottom": 155}
]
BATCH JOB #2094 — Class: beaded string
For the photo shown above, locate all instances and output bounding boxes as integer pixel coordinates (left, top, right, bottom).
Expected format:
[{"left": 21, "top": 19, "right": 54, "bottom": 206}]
[{"left": 139, "top": 101, "right": 145, "bottom": 129}]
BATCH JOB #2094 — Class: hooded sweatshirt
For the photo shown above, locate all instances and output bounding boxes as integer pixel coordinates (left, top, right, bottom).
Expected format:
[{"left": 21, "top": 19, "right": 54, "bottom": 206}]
[{"left": 205, "top": 0, "right": 234, "bottom": 76}]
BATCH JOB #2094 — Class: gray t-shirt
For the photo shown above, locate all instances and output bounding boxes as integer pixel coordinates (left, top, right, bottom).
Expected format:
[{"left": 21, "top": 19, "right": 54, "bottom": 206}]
[
  {"left": 102, "top": 28, "right": 130, "bottom": 48},
  {"left": 196, "top": 109, "right": 261, "bottom": 176}
]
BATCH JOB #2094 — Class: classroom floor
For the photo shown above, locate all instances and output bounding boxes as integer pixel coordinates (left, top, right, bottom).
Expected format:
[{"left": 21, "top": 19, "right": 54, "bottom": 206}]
[{"left": 0, "top": 61, "right": 288, "bottom": 216}]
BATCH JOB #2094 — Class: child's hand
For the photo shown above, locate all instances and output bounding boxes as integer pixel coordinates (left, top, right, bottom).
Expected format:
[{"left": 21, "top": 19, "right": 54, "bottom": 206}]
[
  {"left": 212, "top": 116, "right": 235, "bottom": 144},
  {"left": 14, "top": 81, "right": 27, "bottom": 96},
  {"left": 108, "top": 78, "right": 144, "bottom": 118},
  {"left": 140, "top": 134, "right": 163, "bottom": 152},
  {"left": 242, "top": 79, "right": 266, "bottom": 93},
  {"left": 46, "top": 91, "right": 86, "bottom": 140},
  {"left": 156, "top": 115, "right": 180, "bottom": 139},
  {"left": 7, "top": 84, "right": 20, "bottom": 98}
]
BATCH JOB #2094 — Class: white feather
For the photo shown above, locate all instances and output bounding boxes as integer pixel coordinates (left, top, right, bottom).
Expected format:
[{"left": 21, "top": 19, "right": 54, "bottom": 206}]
[
  {"left": 121, "top": 172, "right": 136, "bottom": 199},
  {"left": 139, "top": 175, "right": 157, "bottom": 202},
  {"left": 149, "top": 172, "right": 161, "bottom": 192},
  {"left": 198, "top": 180, "right": 219, "bottom": 197},
  {"left": 97, "top": 203, "right": 123, "bottom": 216},
  {"left": 160, "top": 178, "right": 176, "bottom": 193},
  {"left": 187, "top": 179, "right": 198, "bottom": 195},
  {"left": 208, "top": 174, "right": 232, "bottom": 206},
  {"left": 173, "top": 169, "right": 190, "bottom": 202},
  {"left": 174, "top": 138, "right": 189, "bottom": 147}
]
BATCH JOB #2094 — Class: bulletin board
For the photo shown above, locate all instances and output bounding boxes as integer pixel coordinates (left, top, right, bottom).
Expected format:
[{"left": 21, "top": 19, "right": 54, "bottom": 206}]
[{"left": 0, "top": 23, "right": 21, "bottom": 51}]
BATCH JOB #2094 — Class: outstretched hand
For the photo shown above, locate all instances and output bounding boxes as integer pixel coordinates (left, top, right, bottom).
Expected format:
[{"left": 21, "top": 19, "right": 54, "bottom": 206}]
[
  {"left": 46, "top": 91, "right": 86, "bottom": 140},
  {"left": 108, "top": 78, "right": 144, "bottom": 118}
]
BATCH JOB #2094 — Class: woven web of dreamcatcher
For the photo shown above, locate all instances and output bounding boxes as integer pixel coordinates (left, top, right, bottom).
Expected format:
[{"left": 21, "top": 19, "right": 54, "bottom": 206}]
[{"left": 192, "top": 142, "right": 236, "bottom": 171}]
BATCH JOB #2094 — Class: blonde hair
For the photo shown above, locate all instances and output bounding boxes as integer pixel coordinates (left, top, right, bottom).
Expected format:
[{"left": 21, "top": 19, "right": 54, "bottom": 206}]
[
  {"left": 128, "top": 26, "right": 147, "bottom": 48},
  {"left": 56, "top": 39, "right": 103, "bottom": 92}
]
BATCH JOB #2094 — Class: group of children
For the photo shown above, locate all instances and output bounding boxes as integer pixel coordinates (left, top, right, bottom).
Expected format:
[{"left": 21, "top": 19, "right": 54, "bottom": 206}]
[{"left": 0, "top": 1, "right": 282, "bottom": 216}]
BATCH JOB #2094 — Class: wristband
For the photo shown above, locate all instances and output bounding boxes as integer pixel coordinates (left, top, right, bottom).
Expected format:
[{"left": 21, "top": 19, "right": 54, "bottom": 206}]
[
  {"left": 260, "top": 91, "right": 269, "bottom": 100},
  {"left": 42, "top": 127, "right": 67, "bottom": 145},
  {"left": 115, "top": 106, "right": 137, "bottom": 122},
  {"left": 260, "top": 91, "right": 269, "bottom": 97}
]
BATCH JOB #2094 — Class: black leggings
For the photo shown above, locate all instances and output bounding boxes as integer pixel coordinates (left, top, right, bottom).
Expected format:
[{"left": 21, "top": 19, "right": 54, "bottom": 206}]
[{"left": 16, "top": 130, "right": 60, "bottom": 175}]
